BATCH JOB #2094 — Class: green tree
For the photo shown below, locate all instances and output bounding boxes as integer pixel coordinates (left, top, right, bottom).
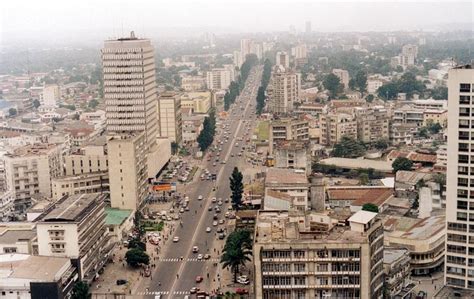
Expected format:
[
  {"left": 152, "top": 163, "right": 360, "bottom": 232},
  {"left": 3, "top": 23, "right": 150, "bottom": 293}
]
[
  {"left": 71, "top": 281, "right": 91, "bottom": 299},
  {"left": 358, "top": 173, "right": 369, "bottom": 185},
  {"left": 412, "top": 195, "right": 419, "bottom": 210},
  {"left": 88, "top": 99, "right": 99, "bottom": 109},
  {"left": 366, "top": 94, "right": 374, "bottom": 103},
  {"left": 8, "top": 108, "right": 17, "bottom": 117},
  {"left": 256, "top": 86, "right": 265, "bottom": 115},
  {"left": 33, "top": 99, "right": 41, "bottom": 109},
  {"left": 362, "top": 203, "right": 379, "bottom": 213},
  {"left": 221, "top": 230, "right": 253, "bottom": 283},
  {"left": 128, "top": 238, "right": 146, "bottom": 251},
  {"left": 197, "top": 111, "right": 216, "bottom": 151},
  {"left": 171, "top": 142, "right": 179, "bottom": 155},
  {"left": 373, "top": 138, "right": 390, "bottom": 150},
  {"left": 430, "top": 86, "right": 448, "bottom": 100},
  {"left": 229, "top": 167, "right": 244, "bottom": 210},
  {"left": 332, "top": 136, "right": 366, "bottom": 158},
  {"left": 125, "top": 248, "right": 150, "bottom": 267},
  {"left": 392, "top": 157, "right": 413, "bottom": 173},
  {"left": 323, "top": 73, "right": 342, "bottom": 98},
  {"left": 350, "top": 70, "right": 367, "bottom": 94},
  {"left": 377, "top": 82, "right": 398, "bottom": 101}
]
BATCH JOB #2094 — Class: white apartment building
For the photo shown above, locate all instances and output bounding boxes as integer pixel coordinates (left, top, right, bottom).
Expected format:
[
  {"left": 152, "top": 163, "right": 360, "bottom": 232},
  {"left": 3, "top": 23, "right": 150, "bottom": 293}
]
[
  {"left": 233, "top": 50, "right": 243, "bottom": 68},
  {"left": 254, "top": 210, "right": 384, "bottom": 299},
  {"left": 269, "top": 118, "right": 309, "bottom": 154},
  {"left": 36, "top": 193, "right": 111, "bottom": 282},
  {"left": 158, "top": 92, "right": 183, "bottom": 144},
  {"left": 102, "top": 31, "right": 159, "bottom": 149},
  {"left": 206, "top": 66, "right": 234, "bottom": 90},
  {"left": 107, "top": 132, "right": 148, "bottom": 211},
  {"left": 276, "top": 51, "right": 290, "bottom": 69},
  {"left": 181, "top": 75, "right": 206, "bottom": 91},
  {"left": 291, "top": 44, "right": 308, "bottom": 59},
  {"left": 401, "top": 44, "right": 418, "bottom": 67},
  {"left": 3, "top": 144, "right": 62, "bottom": 212},
  {"left": 355, "top": 106, "right": 390, "bottom": 143},
  {"left": 267, "top": 65, "right": 301, "bottom": 114},
  {"left": 320, "top": 112, "right": 358, "bottom": 146},
  {"left": 332, "top": 69, "right": 350, "bottom": 89},
  {"left": 445, "top": 64, "right": 474, "bottom": 292},
  {"left": 40, "top": 85, "right": 60, "bottom": 107},
  {"left": 392, "top": 105, "right": 425, "bottom": 127},
  {"left": 367, "top": 79, "right": 383, "bottom": 94}
]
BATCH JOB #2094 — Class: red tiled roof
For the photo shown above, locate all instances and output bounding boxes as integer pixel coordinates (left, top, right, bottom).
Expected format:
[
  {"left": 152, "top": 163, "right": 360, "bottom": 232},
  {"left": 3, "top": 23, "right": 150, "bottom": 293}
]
[{"left": 327, "top": 187, "right": 393, "bottom": 207}]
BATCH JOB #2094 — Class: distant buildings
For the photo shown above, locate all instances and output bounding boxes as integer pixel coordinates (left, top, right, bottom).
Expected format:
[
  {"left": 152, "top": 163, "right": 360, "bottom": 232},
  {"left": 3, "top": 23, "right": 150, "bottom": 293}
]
[
  {"left": 445, "top": 64, "right": 474, "bottom": 291},
  {"left": 354, "top": 106, "right": 390, "bottom": 143},
  {"left": 206, "top": 66, "right": 235, "bottom": 91},
  {"left": 269, "top": 118, "right": 309, "bottom": 154},
  {"left": 181, "top": 75, "right": 206, "bottom": 91},
  {"left": 254, "top": 210, "right": 384, "bottom": 299},
  {"left": 305, "top": 21, "right": 312, "bottom": 33},
  {"left": 320, "top": 112, "right": 357, "bottom": 145},
  {"left": 275, "top": 51, "right": 290, "bottom": 69},
  {"left": 332, "top": 69, "right": 350, "bottom": 89},
  {"left": 40, "top": 85, "right": 60, "bottom": 107}
]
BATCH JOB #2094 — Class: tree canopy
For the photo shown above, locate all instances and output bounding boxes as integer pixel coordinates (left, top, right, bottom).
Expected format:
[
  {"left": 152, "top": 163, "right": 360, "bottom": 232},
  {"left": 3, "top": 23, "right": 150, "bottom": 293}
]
[
  {"left": 323, "top": 73, "right": 342, "bottom": 98},
  {"left": 349, "top": 70, "right": 367, "bottom": 94},
  {"left": 332, "top": 136, "right": 366, "bottom": 158},
  {"left": 229, "top": 167, "right": 244, "bottom": 210},
  {"left": 220, "top": 230, "right": 253, "bottom": 282},
  {"left": 197, "top": 110, "right": 216, "bottom": 151},
  {"left": 71, "top": 281, "right": 91, "bottom": 299},
  {"left": 256, "top": 59, "right": 272, "bottom": 115},
  {"left": 125, "top": 248, "right": 150, "bottom": 267},
  {"left": 362, "top": 203, "right": 379, "bottom": 213},
  {"left": 377, "top": 71, "right": 425, "bottom": 100},
  {"left": 392, "top": 157, "right": 413, "bottom": 173}
]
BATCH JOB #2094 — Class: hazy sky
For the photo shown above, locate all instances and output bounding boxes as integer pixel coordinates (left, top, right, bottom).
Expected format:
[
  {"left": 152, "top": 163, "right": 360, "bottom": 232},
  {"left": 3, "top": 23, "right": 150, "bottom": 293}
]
[{"left": 1, "top": 0, "right": 472, "bottom": 44}]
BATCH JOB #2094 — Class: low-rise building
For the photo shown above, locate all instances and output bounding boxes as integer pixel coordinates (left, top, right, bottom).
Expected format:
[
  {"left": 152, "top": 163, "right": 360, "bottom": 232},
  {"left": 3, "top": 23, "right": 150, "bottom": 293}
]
[
  {"left": 269, "top": 118, "right": 309, "bottom": 154},
  {"left": 179, "top": 91, "right": 212, "bottom": 114},
  {"left": 355, "top": 106, "right": 390, "bottom": 143},
  {"left": 273, "top": 141, "right": 311, "bottom": 175},
  {"left": 264, "top": 168, "right": 309, "bottom": 212},
  {"left": 105, "top": 207, "right": 134, "bottom": 243},
  {"left": 383, "top": 215, "right": 445, "bottom": 276},
  {"left": 51, "top": 171, "right": 109, "bottom": 200},
  {"left": 423, "top": 109, "right": 447, "bottom": 127},
  {"left": 390, "top": 123, "right": 417, "bottom": 145},
  {"left": 36, "top": 193, "right": 112, "bottom": 282},
  {"left": 320, "top": 112, "right": 357, "bottom": 146},
  {"left": 0, "top": 190, "right": 14, "bottom": 221},
  {"left": 0, "top": 254, "right": 77, "bottom": 299},
  {"left": 254, "top": 210, "right": 384, "bottom": 299},
  {"left": 0, "top": 225, "right": 36, "bottom": 254},
  {"left": 393, "top": 105, "right": 424, "bottom": 127},
  {"left": 326, "top": 186, "right": 394, "bottom": 212},
  {"left": 383, "top": 248, "right": 413, "bottom": 298},
  {"left": 181, "top": 75, "right": 206, "bottom": 91}
]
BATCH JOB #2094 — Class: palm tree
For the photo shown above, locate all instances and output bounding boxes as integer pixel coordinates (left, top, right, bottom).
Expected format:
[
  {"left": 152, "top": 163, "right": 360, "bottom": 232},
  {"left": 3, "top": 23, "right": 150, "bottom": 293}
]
[
  {"left": 220, "top": 230, "right": 253, "bottom": 282},
  {"left": 71, "top": 281, "right": 91, "bottom": 299}
]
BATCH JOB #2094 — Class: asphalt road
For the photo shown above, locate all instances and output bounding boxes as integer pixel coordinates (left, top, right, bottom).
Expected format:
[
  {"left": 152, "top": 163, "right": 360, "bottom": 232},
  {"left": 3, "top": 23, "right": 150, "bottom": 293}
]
[{"left": 139, "top": 66, "right": 263, "bottom": 298}]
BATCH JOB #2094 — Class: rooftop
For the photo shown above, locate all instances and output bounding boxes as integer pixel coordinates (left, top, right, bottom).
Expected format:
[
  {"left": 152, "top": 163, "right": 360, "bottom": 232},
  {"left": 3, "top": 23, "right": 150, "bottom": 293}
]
[
  {"left": 320, "top": 157, "right": 392, "bottom": 172},
  {"left": 6, "top": 143, "right": 59, "bottom": 158},
  {"left": 327, "top": 186, "right": 394, "bottom": 207},
  {"left": 39, "top": 193, "right": 104, "bottom": 223},
  {"left": 0, "top": 254, "right": 71, "bottom": 281},
  {"left": 384, "top": 248, "right": 409, "bottom": 264},
  {"left": 265, "top": 168, "right": 307, "bottom": 185},
  {"left": 105, "top": 207, "right": 132, "bottom": 226},
  {"left": 383, "top": 214, "right": 445, "bottom": 240},
  {"left": 348, "top": 210, "right": 378, "bottom": 225},
  {"left": 0, "top": 229, "right": 36, "bottom": 244}
]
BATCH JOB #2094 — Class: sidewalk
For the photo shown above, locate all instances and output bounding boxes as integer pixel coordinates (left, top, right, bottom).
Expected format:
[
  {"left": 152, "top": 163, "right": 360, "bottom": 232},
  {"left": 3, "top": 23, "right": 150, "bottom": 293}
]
[{"left": 411, "top": 271, "right": 444, "bottom": 298}]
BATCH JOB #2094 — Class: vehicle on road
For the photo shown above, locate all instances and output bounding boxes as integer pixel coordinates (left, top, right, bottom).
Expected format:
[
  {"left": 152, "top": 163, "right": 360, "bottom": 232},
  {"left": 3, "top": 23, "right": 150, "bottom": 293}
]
[
  {"left": 190, "top": 287, "right": 199, "bottom": 294},
  {"left": 204, "top": 254, "right": 211, "bottom": 260},
  {"left": 212, "top": 221, "right": 218, "bottom": 226},
  {"left": 197, "top": 254, "right": 203, "bottom": 260},
  {"left": 195, "top": 276, "right": 203, "bottom": 283},
  {"left": 198, "top": 195, "right": 203, "bottom": 200},
  {"left": 173, "top": 236, "right": 180, "bottom": 242},
  {"left": 211, "top": 197, "right": 217, "bottom": 203},
  {"left": 218, "top": 233, "right": 226, "bottom": 240},
  {"left": 236, "top": 288, "right": 249, "bottom": 295},
  {"left": 193, "top": 246, "right": 199, "bottom": 253},
  {"left": 218, "top": 219, "right": 225, "bottom": 225},
  {"left": 206, "top": 227, "right": 211, "bottom": 233},
  {"left": 116, "top": 279, "right": 127, "bottom": 285},
  {"left": 237, "top": 275, "right": 250, "bottom": 285},
  {"left": 208, "top": 206, "right": 213, "bottom": 211}
]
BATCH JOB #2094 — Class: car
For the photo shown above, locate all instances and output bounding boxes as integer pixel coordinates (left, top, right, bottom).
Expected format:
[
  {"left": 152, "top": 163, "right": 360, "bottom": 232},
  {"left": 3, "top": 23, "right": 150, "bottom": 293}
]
[
  {"left": 218, "top": 219, "right": 225, "bottom": 225},
  {"left": 225, "top": 212, "right": 230, "bottom": 218},
  {"left": 208, "top": 206, "right": 213, "bottom": 211},
  {"left": 221, "top": 160, "right": 226, "bottom": 164},
  {"left": 213, "top": 214, "right": 219, "bottom": 220},
  {"left": 193, "top": 246, "right": 199, "bottom": 253},
  {"left": 213, "top": 221, "right": 218, "bottom": 226},
  {"left": 184, "top": 206, "right": 190, "bottom": 211},
  {"left": 173, "top": 236, "right": 180, "bottom": 242},
  {"left": 218, "top": 233, "right": 226, "bottom": 240},
  {"left": 179, "top": 208, "right": 185, "bottom": 213},
  {"left": 173, "top": 215, "right": 180, "bottom": 220},
  {"left": 236, "top": 288, "right": 249, "bottom": 295},
  {"left": 224, "top": 198, "right": 229, "bottom": 203},
  {"left": 204, "top": 254, "right": 211, "bottom": 260},
  {"left": 217, "top": 227, "right": 225, "bottom": 233},
  {"left": 211, "top": 197, "right": 217, "bottom": 203},
  {"left": 195, "top": 276, "right": 203, "bottom": 283},
  {"left": 212, "top": 162, "right": 216, "bottom": 166},
  {"left": 215, "top": 208, "right": 221, "bottom": 213},
  {"left": 237, "top": 276, "right": 250, "bottom": 285},
  {"left": 116, "top": 279, "right": 127, "bottom": 285},
  {"left": 206, "top": 227, "right": 211, "bottom": 233},
  {"left": 197, "top": 254, "right": 203, "bottom": 260},
  {"left": 231, "top": 153, "right": 234, "bottom": 157},
  {"left": 190, "top": 287, "right": 199, "bottom": 294},
  {"left": 217, "top": 200, "right": 223, "bottom": 206},
  {"left": 198, "top": 195, "right": 203, "bottom": 200},
  {"left": 238, "top": 152, "right": 242, "bottom": 156}
]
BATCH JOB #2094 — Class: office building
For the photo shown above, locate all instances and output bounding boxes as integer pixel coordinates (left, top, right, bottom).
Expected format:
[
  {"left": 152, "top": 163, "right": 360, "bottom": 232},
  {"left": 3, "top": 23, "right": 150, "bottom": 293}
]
[
  {"left": 40, "top": 85, "right": 60, "bottom": 107},
  {"left": 305, "top": 21, "right": 312, "bottom": 33},
  {"left": 107, "top": 132, "right": 148, "bottom": 211},
  {"left": 206, "top": 66, "right": 234, "bottom": 91},
  {"left": 445, "top": 64, "right": 474, "bottom": 291},
  {"left": 332, "top": 69, "right": 350, "bottom": 89},
  {"left": 3, "top": 144, "right": 62, "bottom": 212},
  {"left": 401, "top": 44, "right": 418, "bottom": 67},
  {"left": 102, "top": 31, "right": 159, "bottom": 149},
  {"left": 158, "top": 92, "right": 183, "bottom": 144},
  {"left": 254, "top": 210, "right": 384, "bottom": 299},
  {"left": 36, "top": 193, "right": 111, "bottom": 282},
  {"left": 267, "top": 66, "right": 301, "bottom": 114},
  {"left": 276, "top": 52, "right": 290, "bottom": 69}
]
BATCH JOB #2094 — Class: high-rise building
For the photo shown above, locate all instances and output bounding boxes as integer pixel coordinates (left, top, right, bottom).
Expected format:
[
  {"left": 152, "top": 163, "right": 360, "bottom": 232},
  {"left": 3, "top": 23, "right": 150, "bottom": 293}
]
[
  {"left": 401, "top": 44, "right": 418, "bottom": 67},
  {"left": 102, "top": 31, "right": 159, "bottom": 149},
  {"left": 206, "top": 66, "right": 234, "bottom": 90},
  {"left": 158, "top": 92, "right": 183, "bottom": 144},
  {"left": 254, "top": 210, "right": 384, "bottom": 299},
  {"left": 240, "top": 39, "right": 252, "bottom": 59},
  {"left": 40, "top": 85, "right": 60, "bottom": 107},
  {"left": 267, "top": 66, "right": 301, "bottom": 114},
  {"left": 107, "top": 132, "right": 148, "bottom": 211},
  {"left": 445, "top": 64, "right": 474, "bottom": 292},
  {"left": 276, "top": 51, "right": 290, "bottom": 69}
]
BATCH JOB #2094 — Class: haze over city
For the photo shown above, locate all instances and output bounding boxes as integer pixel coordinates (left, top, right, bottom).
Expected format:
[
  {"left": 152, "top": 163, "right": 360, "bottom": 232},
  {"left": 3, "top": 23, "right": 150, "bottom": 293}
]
[{"left": 0, "top": 1, "right": 473, "bottom": 299}]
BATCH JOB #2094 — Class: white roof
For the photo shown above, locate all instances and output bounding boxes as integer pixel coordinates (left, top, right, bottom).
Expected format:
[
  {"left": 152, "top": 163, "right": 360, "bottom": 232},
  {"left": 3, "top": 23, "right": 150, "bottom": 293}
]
[{"left": 348, "top": 210, "right": 377, "bottom": 224}]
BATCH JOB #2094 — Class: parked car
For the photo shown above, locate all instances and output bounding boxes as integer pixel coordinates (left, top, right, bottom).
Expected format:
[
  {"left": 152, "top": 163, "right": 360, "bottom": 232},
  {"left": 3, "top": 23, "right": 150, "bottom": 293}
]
[
  {"left": 116, "top": 279, "right": 128, "bottom": 285},
  {"left": 236, "top": 288, "right": 249, "bottom": 295},
  {"left": 195, "top": 276, "right": 203, "bottom": 283}
]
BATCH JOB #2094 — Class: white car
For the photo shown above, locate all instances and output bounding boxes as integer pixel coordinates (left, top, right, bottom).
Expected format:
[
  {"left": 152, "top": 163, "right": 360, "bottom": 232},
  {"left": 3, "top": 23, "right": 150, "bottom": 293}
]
[
  {"left": 192, "top": 246, "right": 199, "bottom": 253},
  {"left": 218, "top": 219, "right": 225, "bottom": 225},
  {"left": 212, "top": 221, "right": 218, "bottom": 226},
  {"left": 206, "top": 227, "right": 212, "bottom": 233},
  {"left": 198, "top": 195, "right": 203, "bottom": 200},
  {"left": 197, "top": 254, "right": 203, "bottom": 260},
  {"left": 173, "top": 236, "right": 180, "bottom": 243},
  {"left": 211, "top": 197, "right": 217, "bottom": 203}
]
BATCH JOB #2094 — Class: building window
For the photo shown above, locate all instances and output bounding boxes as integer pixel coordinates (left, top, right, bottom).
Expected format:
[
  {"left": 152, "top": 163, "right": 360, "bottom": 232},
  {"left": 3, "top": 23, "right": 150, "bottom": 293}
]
[
  {"left": 460, "top": 95, "right": 471, "bottom": 104},
  {"left": 457, "top": 212, "right": 468, "bottom": 221},
  {"left": 460, "top": 131, "right": 470, "bottom": 140},
  {"left": 460, "top": 83, "right": 471, "bottom": 93}
]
